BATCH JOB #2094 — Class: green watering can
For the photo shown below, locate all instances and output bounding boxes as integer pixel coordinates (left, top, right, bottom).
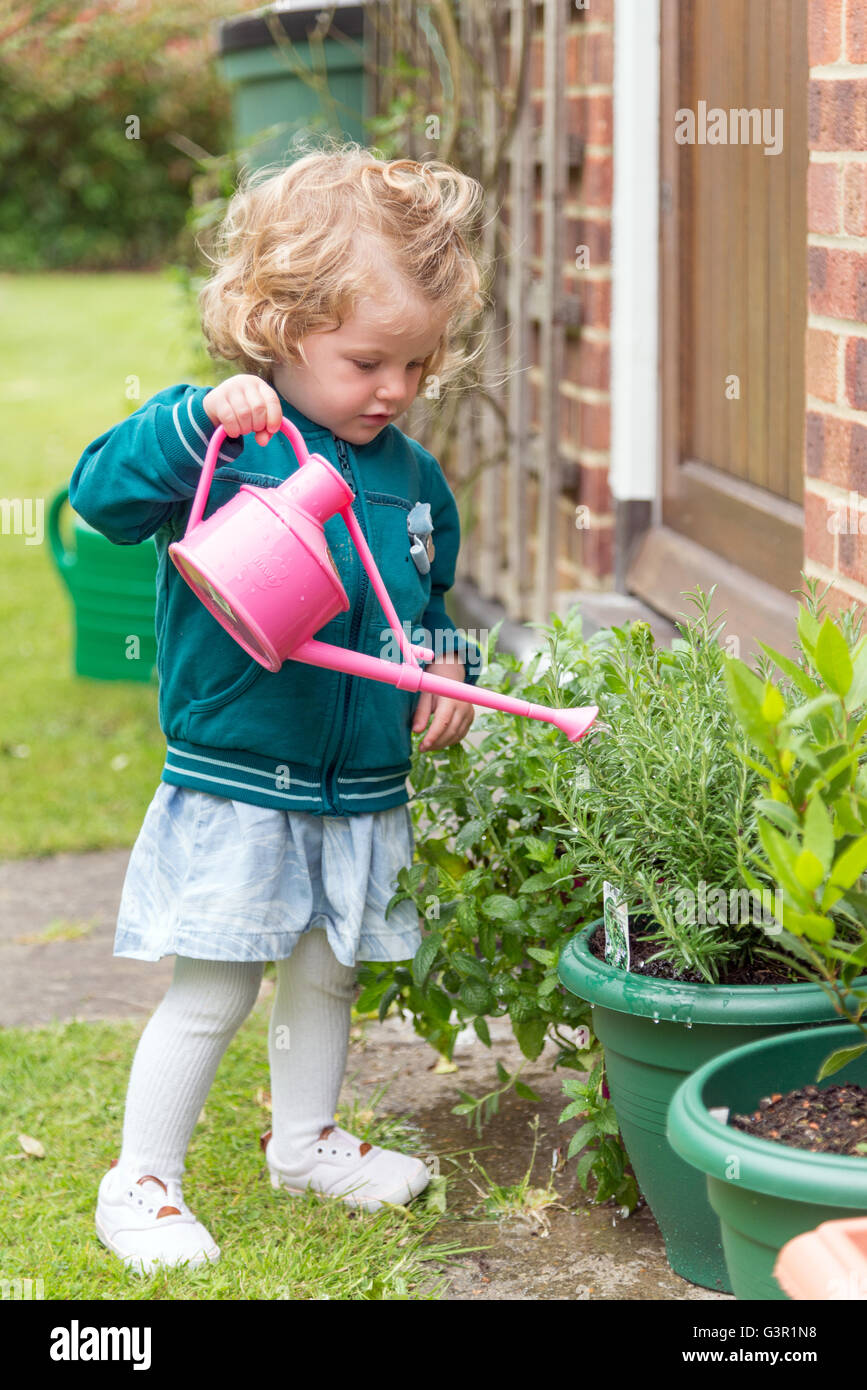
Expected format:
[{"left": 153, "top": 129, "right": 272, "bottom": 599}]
[{"left": 48, "top": 486, "right": 158, "bottom": 683}]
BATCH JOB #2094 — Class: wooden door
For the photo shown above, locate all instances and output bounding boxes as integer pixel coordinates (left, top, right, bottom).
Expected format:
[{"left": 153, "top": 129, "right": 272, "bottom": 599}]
[{"left": 629, "top": 0, "right": 808, "bottom": 649}]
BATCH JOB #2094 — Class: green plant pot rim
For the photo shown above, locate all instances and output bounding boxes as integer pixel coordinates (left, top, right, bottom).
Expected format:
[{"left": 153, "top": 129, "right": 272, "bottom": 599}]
[
  {"left": 557, "top": 920, "right": 867, "bottom": 1025},
  {"left": 666, "top": 1023, "right": 867, "bottom": 1205}
]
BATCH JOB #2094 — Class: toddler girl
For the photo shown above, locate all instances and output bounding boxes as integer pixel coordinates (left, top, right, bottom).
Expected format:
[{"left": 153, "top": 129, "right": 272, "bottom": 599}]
[{"left": 69, "top": 140, "right": 487, "bottom": 1275}]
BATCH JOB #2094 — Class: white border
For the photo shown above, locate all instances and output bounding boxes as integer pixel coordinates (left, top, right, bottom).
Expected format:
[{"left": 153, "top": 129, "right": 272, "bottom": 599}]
[{"left": 609, "top": 0, "right": 660, "bottom": 503}]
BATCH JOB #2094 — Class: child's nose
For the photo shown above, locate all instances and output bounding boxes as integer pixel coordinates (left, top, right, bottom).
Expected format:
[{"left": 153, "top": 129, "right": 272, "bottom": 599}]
[{"left": 377, "top": 368, "right": 407, "bottom": 401}]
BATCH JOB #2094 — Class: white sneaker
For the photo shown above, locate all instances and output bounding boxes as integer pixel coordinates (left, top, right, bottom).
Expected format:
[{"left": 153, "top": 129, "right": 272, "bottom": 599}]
[
  {"left": 95, "top": 1161, "right": 220, "bottom": 1275},
  {"left": 261, "top": 1124, "right": 431, "bottom": 1213}
]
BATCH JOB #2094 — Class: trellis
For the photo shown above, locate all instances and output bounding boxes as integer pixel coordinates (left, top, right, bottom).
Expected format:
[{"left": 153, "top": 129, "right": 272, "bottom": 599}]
[{"left": 366, "top": 0, "right": 587, "bottom": 625}]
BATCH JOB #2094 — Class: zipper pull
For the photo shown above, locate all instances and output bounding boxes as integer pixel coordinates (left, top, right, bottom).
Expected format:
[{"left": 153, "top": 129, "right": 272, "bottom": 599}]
[{"left": 333, "top": 434, "right": 353, "bottom": 483}]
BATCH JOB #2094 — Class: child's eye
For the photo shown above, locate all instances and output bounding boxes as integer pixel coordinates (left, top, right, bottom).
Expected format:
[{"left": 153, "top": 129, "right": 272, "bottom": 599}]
[{"left": 351, "top": 360, "right": 425, "bottom": 371}]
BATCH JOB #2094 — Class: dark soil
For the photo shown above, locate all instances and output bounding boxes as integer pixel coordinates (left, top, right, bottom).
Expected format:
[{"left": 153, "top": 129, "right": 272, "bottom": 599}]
[
  {"left": 730, "top": 1083, "right": 867, "bottom": 1156},
  {"left": 587, "top": 920, "right": 800, "bottom": 987}
]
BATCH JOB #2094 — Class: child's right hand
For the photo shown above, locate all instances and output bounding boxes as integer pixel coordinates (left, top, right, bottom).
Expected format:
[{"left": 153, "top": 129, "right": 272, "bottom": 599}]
[{"left": 203, "top": 375, "right": 283, "bottom": 448}]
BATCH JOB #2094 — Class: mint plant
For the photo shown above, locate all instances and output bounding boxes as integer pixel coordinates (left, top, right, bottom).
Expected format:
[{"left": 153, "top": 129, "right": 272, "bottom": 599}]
[
  {"left": 355, "top": 611, "right": 638, "bottom": 1210},
  {"left": 724, "top": 580, "right": 867, "bottom": 1080}
]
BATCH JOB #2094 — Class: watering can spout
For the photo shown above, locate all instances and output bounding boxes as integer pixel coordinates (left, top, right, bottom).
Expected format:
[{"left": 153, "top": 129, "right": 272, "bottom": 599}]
[{"left": 288, "top": 638, "right": 599, "bottom": 742}]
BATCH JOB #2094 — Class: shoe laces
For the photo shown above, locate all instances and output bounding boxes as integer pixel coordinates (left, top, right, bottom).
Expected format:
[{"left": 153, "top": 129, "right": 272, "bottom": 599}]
[
  {"left": 115, "top": 1166, "right": 187, "bottom": 1220},
  {"left": 259, "top": 1123, "right": 374, "bottom": 1161}
]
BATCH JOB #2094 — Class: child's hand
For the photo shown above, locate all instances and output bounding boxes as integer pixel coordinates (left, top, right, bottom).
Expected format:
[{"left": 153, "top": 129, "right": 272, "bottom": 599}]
[
  {"left": 203, "top": 375, "right": 283, "bottom": 447},
  {"left": 412, "top": 659, "right": 475, "bottom": 751}
]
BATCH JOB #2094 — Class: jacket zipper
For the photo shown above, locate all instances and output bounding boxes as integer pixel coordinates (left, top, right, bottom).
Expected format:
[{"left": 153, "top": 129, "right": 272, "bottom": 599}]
[{"left": 324, "top": 434, "right": 370, "bottom": 813}]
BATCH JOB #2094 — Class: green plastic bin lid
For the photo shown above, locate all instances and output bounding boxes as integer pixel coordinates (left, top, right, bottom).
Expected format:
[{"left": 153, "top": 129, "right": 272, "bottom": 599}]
[{"left": 219, "top": 0, "right": 366, "bottom": 53}]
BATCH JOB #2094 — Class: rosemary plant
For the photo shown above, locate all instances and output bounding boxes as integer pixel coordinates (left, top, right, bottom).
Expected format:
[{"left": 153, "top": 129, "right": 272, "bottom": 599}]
[{"left": 539, "top": 590, "right": 781, "bottom": 983}]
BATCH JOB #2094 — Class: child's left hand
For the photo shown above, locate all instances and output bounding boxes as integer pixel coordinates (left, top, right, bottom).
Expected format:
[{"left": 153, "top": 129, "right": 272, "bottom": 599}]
[{"left": 412, "top": 658, "right": 475, "bottom": 751}]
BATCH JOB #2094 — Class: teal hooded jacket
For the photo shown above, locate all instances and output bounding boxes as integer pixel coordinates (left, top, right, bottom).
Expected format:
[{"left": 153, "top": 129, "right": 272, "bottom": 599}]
[{"left": 68, "top": 384, "right": 482, "bottom": 816}]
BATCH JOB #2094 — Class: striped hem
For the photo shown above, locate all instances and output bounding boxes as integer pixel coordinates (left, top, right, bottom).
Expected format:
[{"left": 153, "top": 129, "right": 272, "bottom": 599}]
[{"left": 161, "top": 741, "right": 411, "bottom": 815}]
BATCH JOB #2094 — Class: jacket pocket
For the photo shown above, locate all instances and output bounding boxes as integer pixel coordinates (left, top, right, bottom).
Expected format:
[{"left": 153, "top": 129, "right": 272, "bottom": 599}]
[{"left": 186, "top": 656, "right": 265, "bottom": 714}]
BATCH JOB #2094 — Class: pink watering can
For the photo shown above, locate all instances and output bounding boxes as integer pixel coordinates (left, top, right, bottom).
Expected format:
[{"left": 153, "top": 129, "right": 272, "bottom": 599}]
[{"left": 168, "top": 418, "right": 598, "bottom": 743}]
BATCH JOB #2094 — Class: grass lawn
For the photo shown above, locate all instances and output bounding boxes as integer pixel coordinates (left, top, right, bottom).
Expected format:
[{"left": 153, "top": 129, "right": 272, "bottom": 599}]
[
  {"left": 0, "top": 270, "right": 207, "bottom": 858},
  {"left": 0, "top": 999, "right": 485, "bottom": 1300}
]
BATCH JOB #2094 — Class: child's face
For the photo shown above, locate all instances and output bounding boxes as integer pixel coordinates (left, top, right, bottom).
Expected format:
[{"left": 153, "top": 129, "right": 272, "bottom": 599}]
[{"left": 271, "top": 293, "right": 450, "bottom": 446}]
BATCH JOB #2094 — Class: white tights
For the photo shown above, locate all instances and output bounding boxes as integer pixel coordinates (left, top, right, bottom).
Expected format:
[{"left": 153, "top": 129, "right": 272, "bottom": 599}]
[{"left": 117, "top": 929, "right": 358, "bottom": 1184}]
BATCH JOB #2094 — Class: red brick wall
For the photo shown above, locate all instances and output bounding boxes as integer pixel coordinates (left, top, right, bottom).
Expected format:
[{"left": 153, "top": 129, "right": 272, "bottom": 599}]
[
  {"left": 804, "top": 0, "right": 867, "bottom": 616},
  {"left": 526, "top": 0, "right": 615, "bottom": 589}
]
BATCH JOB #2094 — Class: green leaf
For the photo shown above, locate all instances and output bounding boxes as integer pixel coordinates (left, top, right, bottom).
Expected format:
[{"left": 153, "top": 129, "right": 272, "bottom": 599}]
[
  {"left": 565, "top": 1121, "right": 597, "bottom": 1152},
  {"left": 724, "top": 657, "right": 766, "bottom": 733},
  {"left": 845, "top": 636, "right": 867, "bottom": 710},
  {"left": 755, "top": 798, "right": 800, "bottom": 834},
  {"left": 781, "top": 905, "right": 835, "bottom": 941},
  {"left": 794, "top": 849, "right": 826, "bottom": 892},
  {"left": 454, "top": 818, "right": 487, "bottom": 854},
  {"left": 526, "top": 946, "right": 558, "bottom": 966},
  {"left": 559, "top": 1099, "right": 587, "bottom": 1122},
  {"left": 803, "top": 795, "right": 834, "bottom": 873},
  {"left": 833, "top": 794, "right": 865, "bottom": 838},
  {"left": 570, "top": 1148, "right": 596, "bottom": 1186},
  {"left": 798, "top": 605, "right": 821, "bottom": 659},
  {"left": 523, "top": 835, "right": 556, "bottom": 863},
  {"left": 819, "top": 881, "right": 847, "bottom": 913},
  {"left": 780, "top": 693, "right": 839, "bottom": 728},
  {"left": 424, "top": 984, "right": 454, "bottom": 1023},
  {"left": 453, "top": 950, "right": 490, "bottom": 983},
  {"left": 830, "top": 834, "right": 867, "bottom": 889},
  {"left": 459, "top": 980, "right": 494, "bottom": 1013},
  {"left": 518, "top": 871, "right": 562, "bottom": 894},
  {"left": 473, "top": 1015, "right": 492, "bottom": 1047},
  {"left": 757, "top": 642, "right": 820, "bottom": 699},
  {"left": 817, "top": 1041, "right": 867, "bottom": 1082},
  {"left": 761, "top": 682, "right": 786, "bottom": 723},
  {"left": 513, "top": 1016, "right": 547, "bottom": 1060},
  {"left": 411, "top": 933, "right": 442, "bottom": 988},
  {"left": 814, "top": 617, "right": 853, "bottom": 697},
  {"left": 378, "top": 982, "right": 401, "bottom": 1022},
  {"left": 513, "top": 1080, "right": 544, "bottom": 1101},
  {"left": 481, "top": 895, "right": 523, "bottom": 921},
  {"left": 758, "top": 819, "right": 810, "bottom": 903}
]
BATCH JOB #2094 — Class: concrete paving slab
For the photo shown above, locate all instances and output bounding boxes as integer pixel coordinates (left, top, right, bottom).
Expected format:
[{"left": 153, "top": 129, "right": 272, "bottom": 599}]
[{"left": 0, "top": 848, "right": 175, "bottom": 1026}]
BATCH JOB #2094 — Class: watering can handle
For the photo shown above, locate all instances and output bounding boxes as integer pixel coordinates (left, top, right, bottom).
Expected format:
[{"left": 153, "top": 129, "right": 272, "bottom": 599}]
[
  {"left": 48, "top": 487, "right": 75, "bottom": 591},
  {"left": 183, "top": 417, "right": 314, "bottom": 538}
]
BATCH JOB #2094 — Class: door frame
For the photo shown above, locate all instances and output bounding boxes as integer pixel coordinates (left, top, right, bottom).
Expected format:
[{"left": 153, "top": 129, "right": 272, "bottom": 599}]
[{"left": 617, "top": 0, "right": 803, "bottom": 656}]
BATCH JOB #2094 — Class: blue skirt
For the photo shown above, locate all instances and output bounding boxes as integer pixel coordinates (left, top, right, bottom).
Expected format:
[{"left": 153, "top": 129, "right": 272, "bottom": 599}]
[{"left": 113, "top": 782, "right": 422, "bottom": 967}]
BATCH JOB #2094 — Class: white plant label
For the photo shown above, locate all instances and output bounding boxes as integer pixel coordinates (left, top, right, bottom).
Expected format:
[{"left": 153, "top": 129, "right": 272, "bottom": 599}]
[{"left": 603, "top": 881, "right": 631, "bottom": 971}]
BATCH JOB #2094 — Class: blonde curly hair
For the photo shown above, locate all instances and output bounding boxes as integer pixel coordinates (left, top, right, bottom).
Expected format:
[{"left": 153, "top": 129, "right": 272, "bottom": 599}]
[{"left": 198, "top": 136, "right": 490, "bottom": 395}]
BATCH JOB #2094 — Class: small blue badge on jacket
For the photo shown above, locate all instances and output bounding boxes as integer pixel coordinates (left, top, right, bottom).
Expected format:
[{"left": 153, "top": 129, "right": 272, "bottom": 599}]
[{"left": 407, "top": 501, "right": 435, "bottom": 575}]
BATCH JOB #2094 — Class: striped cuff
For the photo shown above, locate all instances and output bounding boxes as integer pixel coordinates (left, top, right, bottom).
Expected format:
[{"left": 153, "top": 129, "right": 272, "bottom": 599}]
[{"left": 155, "top": 388, "right": 244, "bottom": 489}]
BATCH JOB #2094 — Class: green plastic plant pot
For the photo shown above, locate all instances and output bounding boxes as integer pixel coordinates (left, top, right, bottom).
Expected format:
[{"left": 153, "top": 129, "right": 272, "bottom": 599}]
[
  {"left": 667, "top": 1023, "right": 867, "bottom": 1301},
  {"left": 557, "top": 921, "right": 865, "bottom": 1293}
]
